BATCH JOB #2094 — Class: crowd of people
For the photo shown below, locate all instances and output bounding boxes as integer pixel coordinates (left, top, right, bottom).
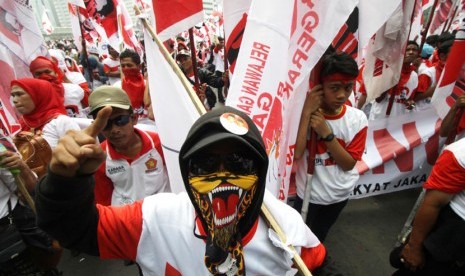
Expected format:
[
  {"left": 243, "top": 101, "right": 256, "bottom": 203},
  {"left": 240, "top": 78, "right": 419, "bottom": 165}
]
[{"left": 1, "top": 28, "right": 464, "bottom": 276}]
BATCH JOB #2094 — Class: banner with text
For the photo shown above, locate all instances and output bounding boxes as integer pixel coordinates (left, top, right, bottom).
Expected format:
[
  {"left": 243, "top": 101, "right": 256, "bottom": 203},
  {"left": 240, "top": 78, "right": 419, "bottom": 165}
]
[{"left": 351, "top": 107, "right": 443, "bottom": 199}]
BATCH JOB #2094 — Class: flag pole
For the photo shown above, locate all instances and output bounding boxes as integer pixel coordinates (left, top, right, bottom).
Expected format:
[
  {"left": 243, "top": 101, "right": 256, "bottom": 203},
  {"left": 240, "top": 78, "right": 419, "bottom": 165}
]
[
  {"left": 445, "top": 2, "right": 459, "bottom": 33},
  {"left": 76, "top": 5, "right": 94, "bottom": 89},
  {"left": 386, "top": 0, "right": 418, "bottom": 116},
  {"left": 188, "top": 28, "right": 201, "bottom": 89},
  {"left": 419, "top": 0, "right": 439, "bottom": 52},
  {"left": 135, "top": 5, "right": 312, "bottom": 274},
  {"left": 134, "top": 6, "right": 206, "bottom": 115}
]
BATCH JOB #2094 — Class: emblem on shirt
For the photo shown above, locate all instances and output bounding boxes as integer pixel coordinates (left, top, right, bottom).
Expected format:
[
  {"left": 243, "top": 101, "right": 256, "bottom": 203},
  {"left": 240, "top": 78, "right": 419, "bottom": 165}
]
[{"left": 145, "top": 157, "right": 158, "bottom": 173}]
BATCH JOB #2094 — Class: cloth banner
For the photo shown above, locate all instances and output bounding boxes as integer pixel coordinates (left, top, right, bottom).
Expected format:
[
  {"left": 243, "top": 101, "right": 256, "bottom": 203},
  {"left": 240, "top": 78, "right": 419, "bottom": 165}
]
[
  {"left": 144, "top": 29, "right": 200, "bottom": 193},
  {"left": 223, "top": 0, "right": 252, "bottom": 74},
  {"left": 151, "top": 0, "right": 204, "bottom": 41},
  {"left": 362, "top": 0, "right": 416, "bottom": 102},
  {"left": 351, "top": 108, "right": 442, "bottom": 199},
  {"left": 226, "top": 0, "right": 358, "bottom": 201}
]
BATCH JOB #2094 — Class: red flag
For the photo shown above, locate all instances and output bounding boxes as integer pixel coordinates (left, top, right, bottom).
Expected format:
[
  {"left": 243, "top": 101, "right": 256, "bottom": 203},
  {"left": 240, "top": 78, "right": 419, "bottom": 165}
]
[{"left": 152, "top": 0, "right": 204, "bottom": 41}]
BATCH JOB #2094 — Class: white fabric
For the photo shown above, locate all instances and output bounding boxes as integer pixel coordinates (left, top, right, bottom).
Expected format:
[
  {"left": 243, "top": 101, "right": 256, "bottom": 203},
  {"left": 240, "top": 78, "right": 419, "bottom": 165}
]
[
  {"left": 369, "top": 70, "right": 418, "bottom": 120},
  {"left": 0, "top": 168, "right": 18, "bottom": 219},
  {"left": 102, "top": 57, "right": 121, "bottom": 85},
  {"left": 136, "top": 190, "right": 320, "bottom": 275},
  {"left": 41, "top": 115, "right": 81, "bottom": 149},
  {"left": 62, "top": 83, "right": 87, "bottom": 118},
  {"left": 104, "top": 130, "right": 170, "bottom": 206},
  {"left": 415, "top": 66, "right": 437, "bottom": 112},
  {"left": 295, "top": 106, "right": 368, "bottom": 205},
  {"left": 445, "top": 141, "right": 465, "bottom": 220},
  {"left": 212, "top": 48, "right": 225, "bottom": 73}
]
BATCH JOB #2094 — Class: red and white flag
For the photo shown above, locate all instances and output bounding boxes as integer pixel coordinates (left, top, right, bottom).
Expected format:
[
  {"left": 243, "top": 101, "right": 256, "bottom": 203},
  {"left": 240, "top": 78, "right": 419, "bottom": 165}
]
[
  {"left": 152, "top": 0, "right": 204, "bottom": 41},
  {"left": 431, "top": 18, "right": 465, "bottom": 118},
  {"left": 223, "top": 0, "right": 252, "bottom": 74},
  {"left": 362, "top": 0, "right": 417, "bottom": 102},
  {"left": 144, "top": 29, "right": 201, "bottom": 193},
  {"left": 429, "top": 0, "right": 457, "bottom": 35},
  {"left": 41, "top": 10, "right": 54, "bottom": 35},
  {"left": 226, "top": 0, "right": 358, "bottom": 200}
]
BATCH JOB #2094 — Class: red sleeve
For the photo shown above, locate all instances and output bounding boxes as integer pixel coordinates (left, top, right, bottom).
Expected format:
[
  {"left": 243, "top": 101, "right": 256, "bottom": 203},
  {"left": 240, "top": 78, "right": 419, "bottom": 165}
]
[
  {"left": 417, "top": 74, "right": 432, "bottom": 93},
  {"left": 300, "top": 243, "right": 326, "bottom": 271},
  {"left": 346, "top": 126, "right": 368, "bottom": 160},
  {"left": 94, "top": 142, "right": 113, "bottom": 206},
  {"left": 423, "top": 150, "right": 465, "bottom": 194},
  {"left": 148, "top": 131, "right": 165, "bottom": 164},
  {"left": 97, "top": 200, "right": 143, "bottom": 260},
  {"left": 103, "top": 64, "right": 111, "bottom": 73}
]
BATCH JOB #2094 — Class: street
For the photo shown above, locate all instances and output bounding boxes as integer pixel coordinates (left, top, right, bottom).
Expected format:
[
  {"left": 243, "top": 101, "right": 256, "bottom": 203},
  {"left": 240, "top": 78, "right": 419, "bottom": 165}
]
[{"left": 57, "top": 188, "right": 421, "bottom": 275}]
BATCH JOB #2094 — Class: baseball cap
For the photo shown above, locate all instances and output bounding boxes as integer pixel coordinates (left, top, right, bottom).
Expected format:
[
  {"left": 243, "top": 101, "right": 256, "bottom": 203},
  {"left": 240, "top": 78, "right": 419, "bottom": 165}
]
[
  {"left": 176, "top": 49, "right": 191, "bottom": 60},
  {"left": 89, "top": 85, "right": 131, "bottom": 115}
]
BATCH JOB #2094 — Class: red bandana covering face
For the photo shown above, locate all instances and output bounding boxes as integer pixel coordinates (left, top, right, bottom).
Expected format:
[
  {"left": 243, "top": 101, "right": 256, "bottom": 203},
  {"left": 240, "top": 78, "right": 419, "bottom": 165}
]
[
  {"left": 11, "top": 78, "right": 67, "bottom": 131},
  {"left": 122, "top": 68, "right": 145, "bottom": 110},
  {"left": 29, "top": 56, "right": 64, "bottom": 83}
]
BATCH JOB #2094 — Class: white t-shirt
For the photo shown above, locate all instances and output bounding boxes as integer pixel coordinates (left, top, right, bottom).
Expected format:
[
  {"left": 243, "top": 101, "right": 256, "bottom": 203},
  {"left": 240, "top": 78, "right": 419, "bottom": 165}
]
[
  {"left": 369, "top": 70, "right": 418, "bottom": 120},
  {"left": 96, "top": 190, "right": 321, "bottom": 275},
  {"left": 102, "top": 57, "right": 121, "bottom": 85},
  {"left": 42, "top": 115, "right": 81, "bottom": 149},
  {"left": 295, "top": 105, "right": 368, "bottom": 205},
  {"left": 62, "top": 83, "right": 87, "bottom": 118}
]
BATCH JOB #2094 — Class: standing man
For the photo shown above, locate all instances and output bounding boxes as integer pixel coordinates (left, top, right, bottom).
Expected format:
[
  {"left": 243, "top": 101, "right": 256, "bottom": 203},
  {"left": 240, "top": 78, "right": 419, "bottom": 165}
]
[
  {"left": 89, "top": 86, "right": 169, "bottom": 206},
  {"left": 114, "top": 49, "right": 146, "bottom": 118},
  {"left": 35, "top": 106, "right": 326, "bottom": 275},
  {"left": 102, "top": 45, "right": 121, "bottom": 86}
]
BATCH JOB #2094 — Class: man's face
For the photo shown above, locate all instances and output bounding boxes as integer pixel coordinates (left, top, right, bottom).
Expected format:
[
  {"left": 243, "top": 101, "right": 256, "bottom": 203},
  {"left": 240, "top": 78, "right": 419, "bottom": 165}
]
[
  {"left": 101, "top": 108, "right": 137, "bottom": 149},
  {"left": 32, "top": 67, "right": 57, "bottom": 79},
  {"left": 178, "top": 55, "right": 192, "bottom": 70},
  {"left": 187, "top": 142, "right": 258, "bottom": 251},
  {"left": 404, "top": 44, "right": 419, "bottom": 64},
  {"left": 120, "top": 57, "right": 139, "bottom": 70},
  {"left": 322, "top": 80, "right": 354, "bottom": 112}
]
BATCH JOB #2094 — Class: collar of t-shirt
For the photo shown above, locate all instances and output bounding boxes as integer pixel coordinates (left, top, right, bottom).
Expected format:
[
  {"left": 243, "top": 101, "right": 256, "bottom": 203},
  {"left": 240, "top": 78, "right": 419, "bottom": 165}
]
[{"left": 106, "top": 128, "right": 152, "bottom": 164}]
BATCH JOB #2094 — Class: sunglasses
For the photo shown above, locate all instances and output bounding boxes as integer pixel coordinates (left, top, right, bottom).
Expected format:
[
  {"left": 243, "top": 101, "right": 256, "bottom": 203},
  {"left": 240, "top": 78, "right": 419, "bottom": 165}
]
[
  {"left": 104, "top": 114, "right": 132, "bottom": 130},
  {"left": 188, "top": 153, "right": 256, "bottom": 176}
]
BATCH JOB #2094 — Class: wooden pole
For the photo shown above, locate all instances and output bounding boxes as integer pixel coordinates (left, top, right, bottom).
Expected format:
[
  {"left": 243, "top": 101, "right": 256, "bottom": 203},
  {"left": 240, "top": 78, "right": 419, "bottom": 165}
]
[
  {"left": 14, "top": 174, "right": 36, "bottom": 213},
  {"left": 134, "top": 5, "right": 206, "bottom": 115},
  {"left": 419, "top": 0, "right": 439, "bottom": 53},
  {"left": 188, "top": 28, "right": 201, "bottom": 89},
  {"left": 76, "top": 5, "right": 93, "bottom": 88},
  {"left": 135, "top": 6, "right": 311, "bottom": 274}
]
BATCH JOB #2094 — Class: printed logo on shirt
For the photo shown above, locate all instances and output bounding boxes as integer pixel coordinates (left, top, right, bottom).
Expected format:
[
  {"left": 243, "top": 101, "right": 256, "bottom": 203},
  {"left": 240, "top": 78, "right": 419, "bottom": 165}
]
[
  {"left": 107, "top": 165, "right": 126, "bottom": 175},
  {"left": 315, "top": 157, "right": 336, "bottom": 167},
  {"left": 145, "top": 157, "right": 158, "bottom": 173}
]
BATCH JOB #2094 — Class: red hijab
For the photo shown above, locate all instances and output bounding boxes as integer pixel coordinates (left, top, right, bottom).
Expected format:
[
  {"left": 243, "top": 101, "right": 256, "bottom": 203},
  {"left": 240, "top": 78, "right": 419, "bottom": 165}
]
[
  {"left": 29, "top": 56, "right": 65, "bottom": 100},
  {"left": 11, "top": 78, "right": 67, "bottom": 131}
]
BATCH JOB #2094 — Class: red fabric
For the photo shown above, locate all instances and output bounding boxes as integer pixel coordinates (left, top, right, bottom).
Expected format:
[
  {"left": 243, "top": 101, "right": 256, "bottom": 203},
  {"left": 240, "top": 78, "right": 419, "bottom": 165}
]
[
  {"left": 300, "top": 243, "right": 326, "bottom": 271},
  {"left": 97, "top": 201, "right": 143, "bottom": 260},
  {"left": 321, "top": 73, "right": 356, "bottom": 84},
  {"left": 345, "top": 126, "right": 368, "bottom": 161},
  {"left": 423, "top": 150, "right": 465, "bottom": 194},
  {"left": 79, "top": 83, "right": 91, "bottom": 107},
  {"left": 417, "top": 74, "right": 432, "bottom": 93},
  {"left": 29, "top": 56, "right": 64, "bottom": 83},
  {"left": 11, "top": 78, "right": 66, "bottom": 131},
  {"left": 122, "top": 68, "right": 145, "bottom": 110}
]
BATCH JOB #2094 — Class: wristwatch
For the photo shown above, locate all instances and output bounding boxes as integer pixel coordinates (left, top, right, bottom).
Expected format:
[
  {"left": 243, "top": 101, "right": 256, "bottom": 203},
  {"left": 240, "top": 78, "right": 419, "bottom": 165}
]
[{"left": 320, "top": 133, "right": 335, "bottom": 142}]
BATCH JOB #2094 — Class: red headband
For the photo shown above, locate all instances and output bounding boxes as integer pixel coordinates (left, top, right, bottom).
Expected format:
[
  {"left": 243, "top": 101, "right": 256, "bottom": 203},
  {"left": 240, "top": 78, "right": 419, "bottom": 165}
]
[{"left": 321, "top": 73, "right": 356, "bottom": 84}]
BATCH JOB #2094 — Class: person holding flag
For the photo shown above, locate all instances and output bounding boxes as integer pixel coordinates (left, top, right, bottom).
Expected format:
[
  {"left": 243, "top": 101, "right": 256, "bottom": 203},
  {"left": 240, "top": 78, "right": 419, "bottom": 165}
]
[
  {"left": 34, "top": 106, "right": 326, "bottom": 275},
  {"left": 369, "top": 41, "right": 420, "bottom": 120},
  {"left": 294, "top": 51, "right": 368, "bottom": 243}
]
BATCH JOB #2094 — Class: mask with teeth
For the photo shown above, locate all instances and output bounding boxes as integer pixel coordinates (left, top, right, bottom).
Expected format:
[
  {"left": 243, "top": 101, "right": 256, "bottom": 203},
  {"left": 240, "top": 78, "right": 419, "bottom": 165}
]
[{"left": 179, "top": 107, "right": 269, "bottom": 275}]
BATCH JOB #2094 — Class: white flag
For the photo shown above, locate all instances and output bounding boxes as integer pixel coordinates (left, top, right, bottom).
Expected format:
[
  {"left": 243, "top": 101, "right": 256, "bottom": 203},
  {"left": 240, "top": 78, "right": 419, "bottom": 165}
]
[{"left": 144, "top": 29, "right": 200, "bottom": 193}]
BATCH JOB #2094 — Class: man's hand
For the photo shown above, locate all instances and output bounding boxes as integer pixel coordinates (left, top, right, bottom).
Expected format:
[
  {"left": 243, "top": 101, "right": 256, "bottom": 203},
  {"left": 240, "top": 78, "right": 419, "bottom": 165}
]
[
  {"left": 400, "top": 242, "right": 425, "bottom": 272},
  {"left": 310, "top": 110, "right": 332, "bottom": 138},
  {"left": 0, "top": 150, "right": 26, "bottom": 171},
  {"left": 303, "top": 85, "right": 323, "bottom": 117},
  {"left": 50, "top": 106, "right": 112, "bottom": 177},
  {"left": 454, "top": 94, "right": 465, "bottom": 109}
]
